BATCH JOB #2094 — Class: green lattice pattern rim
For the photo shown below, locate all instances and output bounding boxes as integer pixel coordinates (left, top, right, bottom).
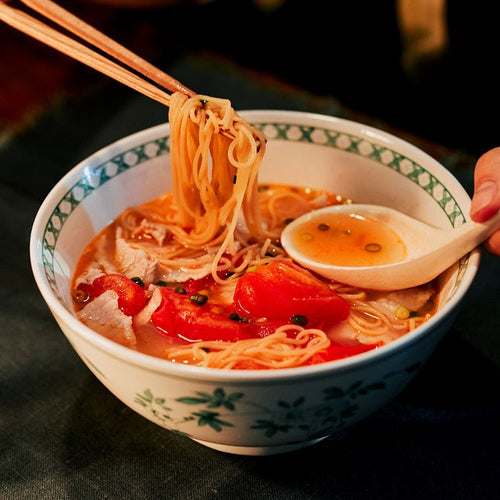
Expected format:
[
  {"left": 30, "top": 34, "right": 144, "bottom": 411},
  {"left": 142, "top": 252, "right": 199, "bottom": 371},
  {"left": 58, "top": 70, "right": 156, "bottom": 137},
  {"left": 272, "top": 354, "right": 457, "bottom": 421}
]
[{"left": 41, "top": 122, "right": 466, "bottom": 294}]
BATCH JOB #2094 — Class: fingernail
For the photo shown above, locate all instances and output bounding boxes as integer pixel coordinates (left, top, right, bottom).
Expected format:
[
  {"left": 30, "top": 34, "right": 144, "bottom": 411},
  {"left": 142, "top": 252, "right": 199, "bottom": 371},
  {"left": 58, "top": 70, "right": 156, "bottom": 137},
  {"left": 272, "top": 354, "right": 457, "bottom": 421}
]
[{"left": 471, "top": 181, "right": 497, "bottom": 217}]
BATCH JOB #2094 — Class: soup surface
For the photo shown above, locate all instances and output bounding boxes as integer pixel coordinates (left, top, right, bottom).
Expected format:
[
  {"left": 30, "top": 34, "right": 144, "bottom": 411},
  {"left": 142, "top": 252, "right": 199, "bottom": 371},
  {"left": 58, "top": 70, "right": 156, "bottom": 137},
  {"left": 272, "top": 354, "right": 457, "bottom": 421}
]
[{"left": 72, "top": 184, "right": 437, "bottom": 369}]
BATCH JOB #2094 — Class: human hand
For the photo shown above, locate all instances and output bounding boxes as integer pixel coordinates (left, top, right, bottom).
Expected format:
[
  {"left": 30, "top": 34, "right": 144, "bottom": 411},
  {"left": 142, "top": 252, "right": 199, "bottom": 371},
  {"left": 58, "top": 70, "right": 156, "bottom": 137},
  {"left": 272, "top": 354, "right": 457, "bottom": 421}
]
[{"left": 470, "top": 147, "right": 500, "bottom": 256}]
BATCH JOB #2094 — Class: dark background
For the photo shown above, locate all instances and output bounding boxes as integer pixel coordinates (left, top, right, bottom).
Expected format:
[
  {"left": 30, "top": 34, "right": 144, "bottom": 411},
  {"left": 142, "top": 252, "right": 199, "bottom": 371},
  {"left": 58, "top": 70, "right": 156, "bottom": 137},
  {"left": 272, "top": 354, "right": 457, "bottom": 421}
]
[
  {"left": 1, "top": 1, "right": 499, "bottom": 499},
  {"left": 1, "top": 0, "right": 499, "bottom": 158}
]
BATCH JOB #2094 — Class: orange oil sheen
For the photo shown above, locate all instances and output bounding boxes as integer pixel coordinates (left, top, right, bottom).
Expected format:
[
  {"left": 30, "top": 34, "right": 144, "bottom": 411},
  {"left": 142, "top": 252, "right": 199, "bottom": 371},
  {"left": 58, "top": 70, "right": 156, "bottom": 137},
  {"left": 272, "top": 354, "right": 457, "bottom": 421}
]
[{"left": 290, "top": 212, "right": 407, "bottom": 267}]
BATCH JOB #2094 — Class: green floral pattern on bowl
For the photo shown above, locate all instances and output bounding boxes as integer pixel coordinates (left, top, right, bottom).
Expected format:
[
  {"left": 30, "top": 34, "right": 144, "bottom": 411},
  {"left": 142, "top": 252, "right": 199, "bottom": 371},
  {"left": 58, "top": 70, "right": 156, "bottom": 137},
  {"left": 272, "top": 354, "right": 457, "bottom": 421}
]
[{"left": 134, "top": 361, "right": 422, "bottom": 442}]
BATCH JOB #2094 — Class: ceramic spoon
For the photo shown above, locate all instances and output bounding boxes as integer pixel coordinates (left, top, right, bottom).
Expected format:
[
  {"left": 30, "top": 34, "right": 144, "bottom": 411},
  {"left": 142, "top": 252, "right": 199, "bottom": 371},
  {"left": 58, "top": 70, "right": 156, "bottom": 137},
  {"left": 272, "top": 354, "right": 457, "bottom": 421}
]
[{"left": 281, "top": 203, "right": 500, "bottom": 290}]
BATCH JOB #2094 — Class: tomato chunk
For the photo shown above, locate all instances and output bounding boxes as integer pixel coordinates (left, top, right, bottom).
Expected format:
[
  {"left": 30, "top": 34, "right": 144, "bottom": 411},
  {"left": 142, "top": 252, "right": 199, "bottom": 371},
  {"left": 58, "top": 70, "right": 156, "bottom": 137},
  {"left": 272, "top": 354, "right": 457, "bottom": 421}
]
[
  {"left": 77, "top": 273, "right": 146, "bottom": 316},
  {"left": 234, "top": 261, "right": 350, "bottom": 327},
  {"left": 151, "top": 287, "right": 254, "bottom": 343},
  {"left": 180, "top": 275, "right": 214, "bottom": 296},
  {"left": 307, "top": 342, "right": 378, "bottom": 365}
]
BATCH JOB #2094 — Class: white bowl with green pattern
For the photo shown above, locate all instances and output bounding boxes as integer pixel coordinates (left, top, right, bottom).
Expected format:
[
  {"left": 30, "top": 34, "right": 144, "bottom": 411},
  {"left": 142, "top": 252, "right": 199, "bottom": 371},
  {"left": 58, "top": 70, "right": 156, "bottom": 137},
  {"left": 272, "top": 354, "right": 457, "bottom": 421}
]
[{"left": 30, "top": 111, "right": 480, "bottom": 455}]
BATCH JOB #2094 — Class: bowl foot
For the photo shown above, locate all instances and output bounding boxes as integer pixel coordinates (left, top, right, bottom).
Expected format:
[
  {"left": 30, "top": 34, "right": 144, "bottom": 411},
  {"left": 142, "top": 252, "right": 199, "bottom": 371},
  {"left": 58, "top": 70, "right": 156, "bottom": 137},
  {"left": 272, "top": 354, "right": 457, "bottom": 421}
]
[{"left": 191, "top": 436, "right": 329, "bottom": 456}]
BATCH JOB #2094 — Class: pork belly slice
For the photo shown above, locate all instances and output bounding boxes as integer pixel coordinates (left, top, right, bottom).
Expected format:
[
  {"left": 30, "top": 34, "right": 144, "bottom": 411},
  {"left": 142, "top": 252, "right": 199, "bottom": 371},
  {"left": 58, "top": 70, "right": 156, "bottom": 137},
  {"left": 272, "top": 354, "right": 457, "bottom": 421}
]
[
  {"left": 74, "top": 265, "right": 105, "bottom": 288},
  {"left": 161, "top": 265, "right": 211, "bottom": 283},
  {"left": 370, "top": 286, "right": 435, "bottom": 317},
  {"left": 382, "top": 287, "right": 435, "bottom": 311},
  {"left": 115, "top": 236, "right": 158, "bottom": 285},
  {"left": 133, "top": 286, "right": 162, "bottom": 328},
  {"left": 131, "top": 219, "right": 171, "bottom": 245},
  {"left": 77, "top": 289, "right": 136, "bottom": 347}
]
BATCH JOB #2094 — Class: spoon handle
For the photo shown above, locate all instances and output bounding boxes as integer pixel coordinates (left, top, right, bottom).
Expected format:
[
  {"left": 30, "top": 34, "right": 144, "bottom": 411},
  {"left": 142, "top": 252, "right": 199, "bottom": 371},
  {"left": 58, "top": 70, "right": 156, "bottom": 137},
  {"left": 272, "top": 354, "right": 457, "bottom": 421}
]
[{"left": 448, "top": 210, "right": 500, "bottom": 257}]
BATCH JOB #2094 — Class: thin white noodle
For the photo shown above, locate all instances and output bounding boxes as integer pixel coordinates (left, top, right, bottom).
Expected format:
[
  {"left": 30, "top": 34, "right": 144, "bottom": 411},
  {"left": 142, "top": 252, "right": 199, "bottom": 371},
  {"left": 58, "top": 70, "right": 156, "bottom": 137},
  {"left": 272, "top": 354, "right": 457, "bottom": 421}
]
[{"left": 165, "top": 327, "right": 330, "bottom": 369}]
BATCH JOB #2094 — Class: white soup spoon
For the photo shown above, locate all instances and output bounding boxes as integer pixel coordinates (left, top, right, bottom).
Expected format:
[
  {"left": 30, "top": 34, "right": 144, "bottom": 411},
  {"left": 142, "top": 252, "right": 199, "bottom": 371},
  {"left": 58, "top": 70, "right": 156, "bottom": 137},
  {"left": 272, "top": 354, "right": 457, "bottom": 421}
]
[{"left": 281, "top": 203, "right": 500, "bottom": 290}]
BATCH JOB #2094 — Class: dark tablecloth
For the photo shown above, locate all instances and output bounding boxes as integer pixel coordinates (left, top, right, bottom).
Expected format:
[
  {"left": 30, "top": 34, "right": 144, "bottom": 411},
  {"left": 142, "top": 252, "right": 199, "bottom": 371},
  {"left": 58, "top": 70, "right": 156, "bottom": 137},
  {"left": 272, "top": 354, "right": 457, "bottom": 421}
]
[{"left": 1, "top": 55, "right": 499, "bottom": 499}]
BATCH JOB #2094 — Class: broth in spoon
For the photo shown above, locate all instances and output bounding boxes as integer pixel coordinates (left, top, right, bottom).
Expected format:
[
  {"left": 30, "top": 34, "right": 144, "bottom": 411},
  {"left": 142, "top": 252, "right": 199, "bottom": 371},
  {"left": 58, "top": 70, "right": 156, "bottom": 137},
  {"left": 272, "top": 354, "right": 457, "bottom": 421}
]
[
  {"left": 281, "top": 203, "right": 500, "bottom": 290},
  {"left": 288, "top": 211, "right": 407, "bottom": 267}
]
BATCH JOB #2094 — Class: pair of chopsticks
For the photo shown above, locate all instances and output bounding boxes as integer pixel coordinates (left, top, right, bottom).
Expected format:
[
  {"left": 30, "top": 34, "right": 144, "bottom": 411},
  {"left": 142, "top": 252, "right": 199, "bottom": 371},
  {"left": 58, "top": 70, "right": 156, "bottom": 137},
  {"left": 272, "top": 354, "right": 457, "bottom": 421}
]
[{"left": 0, "top": 0, "right": 195, "bottom": 106}]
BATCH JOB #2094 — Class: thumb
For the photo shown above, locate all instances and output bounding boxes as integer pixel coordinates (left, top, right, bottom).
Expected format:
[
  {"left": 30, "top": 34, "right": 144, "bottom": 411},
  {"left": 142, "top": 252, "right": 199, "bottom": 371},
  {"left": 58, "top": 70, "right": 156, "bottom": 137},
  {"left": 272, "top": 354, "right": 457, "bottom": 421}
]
[{"left": 470, "top": 148, "right": 500, "bottom": 222}]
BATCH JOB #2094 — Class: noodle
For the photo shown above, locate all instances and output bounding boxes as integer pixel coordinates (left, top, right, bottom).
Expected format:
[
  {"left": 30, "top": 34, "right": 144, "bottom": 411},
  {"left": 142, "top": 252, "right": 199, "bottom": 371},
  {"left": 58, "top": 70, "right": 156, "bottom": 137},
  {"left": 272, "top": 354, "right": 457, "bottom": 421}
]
[
  {"left": 165, "top": 327, "right": 330, "bottom": 369},
  {"left": 72, "top": 93, "right": 437, "bottom": 370},
  {"left": 167, "top": 93, "right": 271, "bottom": 285},
  {"left": 169, "top": 94, "right": 266, "bottom": 245}
]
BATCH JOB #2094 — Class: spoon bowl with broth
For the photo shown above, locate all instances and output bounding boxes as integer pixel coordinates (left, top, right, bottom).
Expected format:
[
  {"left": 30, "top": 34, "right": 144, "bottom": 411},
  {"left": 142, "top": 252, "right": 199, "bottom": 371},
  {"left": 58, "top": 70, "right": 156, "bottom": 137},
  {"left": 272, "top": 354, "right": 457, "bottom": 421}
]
[{"left": 281, "top": 203, "right": 500, "bottom": 290}]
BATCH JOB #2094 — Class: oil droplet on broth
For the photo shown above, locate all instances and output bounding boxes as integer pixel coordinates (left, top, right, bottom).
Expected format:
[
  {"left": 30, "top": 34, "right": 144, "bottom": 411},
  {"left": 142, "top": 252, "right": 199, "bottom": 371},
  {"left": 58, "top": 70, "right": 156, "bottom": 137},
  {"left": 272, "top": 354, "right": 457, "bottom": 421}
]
[{"left": 290, "top": 212, "right": 407, "bottom": 267}]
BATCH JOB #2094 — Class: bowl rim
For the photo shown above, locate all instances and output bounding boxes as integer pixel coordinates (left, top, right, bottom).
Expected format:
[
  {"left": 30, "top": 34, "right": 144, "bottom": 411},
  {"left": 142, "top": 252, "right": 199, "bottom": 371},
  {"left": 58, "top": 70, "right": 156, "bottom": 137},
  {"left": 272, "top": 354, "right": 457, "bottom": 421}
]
[{"left": 30, "top": 110, "right": 481, "bottom": 383}]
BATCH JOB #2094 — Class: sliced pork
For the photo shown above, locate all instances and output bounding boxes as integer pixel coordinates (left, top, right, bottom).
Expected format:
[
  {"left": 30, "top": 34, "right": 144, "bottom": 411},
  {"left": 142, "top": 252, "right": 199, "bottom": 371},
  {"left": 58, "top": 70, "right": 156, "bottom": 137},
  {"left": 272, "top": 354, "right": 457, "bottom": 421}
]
[{"left": 77, "top": 289, "right": 136, "bottom": 347}]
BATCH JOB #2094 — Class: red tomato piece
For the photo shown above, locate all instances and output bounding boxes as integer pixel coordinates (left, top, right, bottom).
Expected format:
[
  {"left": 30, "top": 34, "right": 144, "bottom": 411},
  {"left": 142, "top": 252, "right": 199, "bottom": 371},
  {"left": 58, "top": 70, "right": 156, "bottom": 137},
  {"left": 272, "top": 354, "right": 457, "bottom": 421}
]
[
  {"left": 228, "top": 359, "right": 267, "bottom": 370},
  {"left": 245, "top": 319, "right": 287, "bottom": 338},
  {"left": 78, "top": 274, "right": 146, "bottom": 316},
  {"left": 233, "top": 261, "right": 350, "bottom": 326},
  {"left": 181, "top": 275, "right": 214, "bottom": 296},
  {"left": 307, "top": 342, "right": 378, "bottom": 365},
  {"left": 152, "top": 287, "right": 254, "bottom": 343}
]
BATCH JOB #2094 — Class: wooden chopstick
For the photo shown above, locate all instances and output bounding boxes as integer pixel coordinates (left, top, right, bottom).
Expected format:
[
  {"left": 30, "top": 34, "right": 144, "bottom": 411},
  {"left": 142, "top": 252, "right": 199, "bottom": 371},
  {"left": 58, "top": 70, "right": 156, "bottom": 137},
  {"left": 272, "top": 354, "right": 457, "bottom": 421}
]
[
  {"left": 0, "top": 0, "right": 194, "bottom": 106},
  {"left": 19, "top": 0, "right": 194, "bottom": 97}
]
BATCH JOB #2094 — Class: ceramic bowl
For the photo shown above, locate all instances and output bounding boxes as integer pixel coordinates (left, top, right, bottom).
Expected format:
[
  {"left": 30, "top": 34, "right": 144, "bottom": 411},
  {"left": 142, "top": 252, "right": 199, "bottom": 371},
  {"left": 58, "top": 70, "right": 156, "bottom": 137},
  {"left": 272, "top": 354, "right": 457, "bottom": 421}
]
[{"left": 30, "top": 110, "right": 480, "bottom": 455}]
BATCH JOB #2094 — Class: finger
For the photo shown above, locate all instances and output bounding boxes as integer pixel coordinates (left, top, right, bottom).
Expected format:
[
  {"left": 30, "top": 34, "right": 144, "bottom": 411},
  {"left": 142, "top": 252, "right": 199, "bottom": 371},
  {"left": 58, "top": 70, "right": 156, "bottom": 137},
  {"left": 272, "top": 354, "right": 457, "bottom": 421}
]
[
  {"left": 470, "top": 147, "right": 500, "bottom": 222},
  {"left": 484, "top": 231, "right": 500, "bottom": 257}
]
